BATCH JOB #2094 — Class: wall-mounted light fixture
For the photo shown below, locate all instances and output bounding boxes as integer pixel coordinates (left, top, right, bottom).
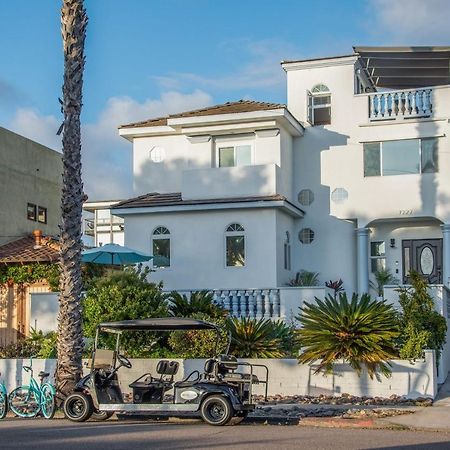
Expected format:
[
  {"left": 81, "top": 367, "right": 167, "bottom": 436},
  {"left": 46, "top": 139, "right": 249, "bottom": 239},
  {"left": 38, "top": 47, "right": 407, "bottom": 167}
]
[{"left": 390, "top": 238, "right": 396, "bottom": 248}]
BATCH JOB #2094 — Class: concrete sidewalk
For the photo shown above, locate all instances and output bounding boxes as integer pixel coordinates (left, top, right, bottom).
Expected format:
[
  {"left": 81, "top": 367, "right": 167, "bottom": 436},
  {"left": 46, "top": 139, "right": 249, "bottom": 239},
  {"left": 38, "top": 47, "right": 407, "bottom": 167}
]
[{"left": 382, "top": 374, "right": 450, "bottom": 431}]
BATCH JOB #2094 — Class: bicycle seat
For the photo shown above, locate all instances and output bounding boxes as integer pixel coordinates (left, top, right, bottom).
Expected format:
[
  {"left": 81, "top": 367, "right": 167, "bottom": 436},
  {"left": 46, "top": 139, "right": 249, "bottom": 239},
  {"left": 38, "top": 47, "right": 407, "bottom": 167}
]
[{"left": 38, "top": 371, "right": 50, "bottom": 378}]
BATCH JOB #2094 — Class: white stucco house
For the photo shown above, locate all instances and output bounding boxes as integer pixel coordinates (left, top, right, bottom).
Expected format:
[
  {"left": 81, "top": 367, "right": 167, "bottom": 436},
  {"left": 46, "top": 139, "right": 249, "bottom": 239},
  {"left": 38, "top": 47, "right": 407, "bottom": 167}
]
[{"left": 85, "top": 46, "right": 450, "bottom": 327}]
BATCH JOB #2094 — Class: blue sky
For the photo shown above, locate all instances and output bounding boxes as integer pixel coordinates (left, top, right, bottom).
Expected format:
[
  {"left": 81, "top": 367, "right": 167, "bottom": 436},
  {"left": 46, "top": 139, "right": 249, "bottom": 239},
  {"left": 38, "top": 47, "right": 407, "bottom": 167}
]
[{"left": 1, "top": 0, "right": 449, "bottom": 198}]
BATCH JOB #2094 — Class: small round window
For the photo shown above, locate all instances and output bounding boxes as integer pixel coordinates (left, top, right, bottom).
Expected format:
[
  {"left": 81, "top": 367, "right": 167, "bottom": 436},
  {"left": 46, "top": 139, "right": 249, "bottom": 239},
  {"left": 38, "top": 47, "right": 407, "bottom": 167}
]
[
  {"left": 331, "top": 188, "right": 348, "bottom": 203},
  {"left": 299, "top": 228, "right": 315, "bottom": 244},
  {"left": 298, "top": 189, "right": 314, "bottom": 206},
  {"left": 150, "top": 146, "right": 165, "bottom": 163}
]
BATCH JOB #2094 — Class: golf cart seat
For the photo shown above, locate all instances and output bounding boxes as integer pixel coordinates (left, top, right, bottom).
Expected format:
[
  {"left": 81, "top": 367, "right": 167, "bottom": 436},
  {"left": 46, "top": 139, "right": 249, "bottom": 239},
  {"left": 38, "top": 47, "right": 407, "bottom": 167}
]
[
  {"left": 217, "top": 355, "right": 259, "bottom": 384},
  {"left": 129, "top": 360, "right": 179, "bottom": 404}
]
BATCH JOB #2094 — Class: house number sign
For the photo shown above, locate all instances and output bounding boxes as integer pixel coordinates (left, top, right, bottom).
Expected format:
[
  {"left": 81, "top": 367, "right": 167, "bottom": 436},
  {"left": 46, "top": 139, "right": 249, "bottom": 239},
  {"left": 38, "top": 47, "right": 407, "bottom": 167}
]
[{"left": 399, "top": 209, "right": 413, "bottom": 215}]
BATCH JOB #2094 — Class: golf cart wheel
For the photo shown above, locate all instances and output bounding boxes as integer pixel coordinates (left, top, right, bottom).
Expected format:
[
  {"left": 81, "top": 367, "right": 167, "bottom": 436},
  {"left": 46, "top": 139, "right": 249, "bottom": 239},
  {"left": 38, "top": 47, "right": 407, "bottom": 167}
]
[
  {"left": 91, "top": 409, "right": 114, "bottom": 421},
  {"left": 63, "top": 393, "right": 94, "bottom": 422},
  {"left": 200, "top": 395, "right": 233, "bottom": 426}
]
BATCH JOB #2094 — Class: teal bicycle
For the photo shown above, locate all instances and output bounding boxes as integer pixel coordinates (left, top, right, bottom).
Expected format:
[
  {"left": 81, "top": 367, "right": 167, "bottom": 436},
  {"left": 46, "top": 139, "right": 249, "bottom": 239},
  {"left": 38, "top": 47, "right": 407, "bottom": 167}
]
[
  {"left": 8, "top": 359, "right": 56, "bottom": 419},
  {"left": 0, "top": 372, "right": 7, "bottom": 419}
]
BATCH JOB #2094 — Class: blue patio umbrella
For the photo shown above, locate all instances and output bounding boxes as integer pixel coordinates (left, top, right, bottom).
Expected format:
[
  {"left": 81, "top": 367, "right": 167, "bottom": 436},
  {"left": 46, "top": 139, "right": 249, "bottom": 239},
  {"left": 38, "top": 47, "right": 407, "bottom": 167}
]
[{"left": 81, "top": 243, "right": 153, "bottom": 265}]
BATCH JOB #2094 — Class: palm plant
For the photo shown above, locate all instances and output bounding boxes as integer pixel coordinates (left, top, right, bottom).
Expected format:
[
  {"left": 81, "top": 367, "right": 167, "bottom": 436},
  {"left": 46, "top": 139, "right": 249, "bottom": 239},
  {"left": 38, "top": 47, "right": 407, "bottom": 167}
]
[
  {"left": 169, "top": 291, "right": 225, "bottom": 318},
  {"left": 227, "top": 317, "right": 296, "bottom": 358},
  {"left": 370, "top": 268, "right": 398, "bottom": 297},
  {"left": 56, "top": 0, "right": 88, "bottom": 397},
  {"left": 287, "top": 270, "right": 320, "bottom": 287},
  {"left": 297, "top": 293, "right": 399, "bottom": 378}
]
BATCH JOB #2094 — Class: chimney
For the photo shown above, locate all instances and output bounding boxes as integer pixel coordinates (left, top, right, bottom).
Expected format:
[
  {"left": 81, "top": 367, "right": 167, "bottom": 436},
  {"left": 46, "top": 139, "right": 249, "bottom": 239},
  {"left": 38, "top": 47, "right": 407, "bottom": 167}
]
[{"left": 33, "top": 229, "right": 42, "bottom": 249}]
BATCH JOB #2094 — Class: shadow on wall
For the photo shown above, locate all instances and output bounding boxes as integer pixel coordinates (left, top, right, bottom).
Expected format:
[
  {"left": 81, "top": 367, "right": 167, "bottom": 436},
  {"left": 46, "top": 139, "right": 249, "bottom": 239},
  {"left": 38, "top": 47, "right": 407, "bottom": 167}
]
[{"left": 295, "top": 125, "right": 354, "bottom": 287}]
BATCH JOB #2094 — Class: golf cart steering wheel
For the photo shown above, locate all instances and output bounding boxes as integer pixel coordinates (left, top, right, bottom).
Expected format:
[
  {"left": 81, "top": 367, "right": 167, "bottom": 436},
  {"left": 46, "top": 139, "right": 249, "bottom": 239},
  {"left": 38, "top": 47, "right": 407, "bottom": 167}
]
[{"left": 117, "top": 354, "right": 132, "bottom": 369}]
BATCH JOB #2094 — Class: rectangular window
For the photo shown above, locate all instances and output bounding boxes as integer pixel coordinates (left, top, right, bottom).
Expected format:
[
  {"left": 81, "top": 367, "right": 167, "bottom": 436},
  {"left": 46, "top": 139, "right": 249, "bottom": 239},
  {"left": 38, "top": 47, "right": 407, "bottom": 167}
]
[
  {"left": 370, "top": 241, "right": 386, "bottom": 273},
  {"left": 312, "top": 95, "right": 331, "bottom": 125},
  {"left": 153, "top": 238, "right": 170, "bottom": 267},
  {"left": 226, "top": 235, "right": 245, "bottom": 267},
  {"left": 364, "top": 138, "right": 438, "bottom": 177},
  {"left": 27, "top": 203, "right": 36, "bottom": 221},
  {"left": 218, "top": 145, "right": 252, "bottom": 168},
  {"left": 38, "top": 206, "right": 47, "bottom": 224},
  {"left": 284, "top": 242, "right": 291, "bottom": 270}
]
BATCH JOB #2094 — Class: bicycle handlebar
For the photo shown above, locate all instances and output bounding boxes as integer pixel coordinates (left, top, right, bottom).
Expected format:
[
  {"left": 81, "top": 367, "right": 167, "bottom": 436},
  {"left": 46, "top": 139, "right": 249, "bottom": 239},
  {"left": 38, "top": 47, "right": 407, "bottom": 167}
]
[{"left": 23, "top": 366, "right": 32, "bottom": 373}]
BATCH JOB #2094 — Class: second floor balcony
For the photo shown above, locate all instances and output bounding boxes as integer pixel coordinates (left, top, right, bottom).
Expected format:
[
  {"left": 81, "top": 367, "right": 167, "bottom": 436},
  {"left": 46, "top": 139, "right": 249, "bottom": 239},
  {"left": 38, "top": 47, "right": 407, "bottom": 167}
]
[{"left": 181, "top": 163, "right": 287, "bottom": 201}]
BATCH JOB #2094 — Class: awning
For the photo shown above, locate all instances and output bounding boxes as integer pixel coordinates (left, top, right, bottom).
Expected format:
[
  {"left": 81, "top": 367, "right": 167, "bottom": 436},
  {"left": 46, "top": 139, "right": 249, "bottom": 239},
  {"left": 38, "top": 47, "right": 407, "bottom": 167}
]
[{"left": 354, "top": 46, "right": 450, "bottom": 89}]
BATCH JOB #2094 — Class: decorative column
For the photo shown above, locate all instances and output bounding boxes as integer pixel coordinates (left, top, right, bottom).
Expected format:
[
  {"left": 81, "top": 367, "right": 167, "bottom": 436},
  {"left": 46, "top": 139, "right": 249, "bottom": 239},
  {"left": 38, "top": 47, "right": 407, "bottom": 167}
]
[
  {"left": 356, "top": 228, "right": 370, "bottom": 295},
  {"left": 441, "top": 224, "right": 450, "bottom": 287}
]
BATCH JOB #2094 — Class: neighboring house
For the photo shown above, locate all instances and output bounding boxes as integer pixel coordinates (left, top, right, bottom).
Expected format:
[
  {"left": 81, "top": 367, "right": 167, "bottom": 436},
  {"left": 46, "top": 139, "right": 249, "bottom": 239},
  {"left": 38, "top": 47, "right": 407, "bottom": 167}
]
[
  {"left": 0, "top": 231, "right": 59, "bottom": 346},
  {"left": 0, "top": 127, "right": 62, "bottom": 245},
  {"left": 83, "top": 200, "right": 125, "bottom": 247},
  {"left": 113, "top": 46, "right": 450, "bottom": 302}
]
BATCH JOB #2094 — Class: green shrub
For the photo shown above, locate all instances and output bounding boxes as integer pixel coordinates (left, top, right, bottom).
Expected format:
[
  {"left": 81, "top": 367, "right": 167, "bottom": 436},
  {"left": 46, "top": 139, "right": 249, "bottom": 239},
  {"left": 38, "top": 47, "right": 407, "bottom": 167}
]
[
  {"left": 0, "top": 329, "right": 56, "bottom": 359},
  {"left": 370, "top": 268, "right": 398, "bottom": 297},
  {"left": 168, "top": 291, "right": 225, "bottom": 318},
  {"left": 297, "top": 293, "right": 399, "bottom": 378},
  {"left": 287, "top": 270, "right": 320, "bottom": 287},
  {"left": 82, "top": 266, "right": 169, "bottom": 357},
  {"left": 168, "top": 313, "right": 229, "bottom": 358},
  {"left": 397, "top": 271, "right": 447, "bottom": 362},
  {"left": 227, "top": 317, "right": 298, "bottom": 358}
]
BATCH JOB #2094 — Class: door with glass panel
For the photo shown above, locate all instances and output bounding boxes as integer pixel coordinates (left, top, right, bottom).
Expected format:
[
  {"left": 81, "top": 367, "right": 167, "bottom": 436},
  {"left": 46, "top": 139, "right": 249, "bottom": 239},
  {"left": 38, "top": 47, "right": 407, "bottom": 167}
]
[{"left": 402, "top": 239, "right": 442, "bottom": 284}]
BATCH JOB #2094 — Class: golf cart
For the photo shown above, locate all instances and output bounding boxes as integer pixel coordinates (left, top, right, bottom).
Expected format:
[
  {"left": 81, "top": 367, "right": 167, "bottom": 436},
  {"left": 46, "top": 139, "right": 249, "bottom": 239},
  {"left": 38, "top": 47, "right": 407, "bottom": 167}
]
[{"left": 63, "top": 318, "right": 268, "bottom": 426}]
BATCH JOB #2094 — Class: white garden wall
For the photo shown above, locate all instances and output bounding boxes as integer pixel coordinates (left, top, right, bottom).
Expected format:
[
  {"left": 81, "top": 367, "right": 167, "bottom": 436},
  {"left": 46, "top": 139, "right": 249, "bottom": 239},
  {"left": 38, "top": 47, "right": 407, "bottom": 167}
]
[{"left": 0, "top": 350, "right": 437, "bottom": 399}]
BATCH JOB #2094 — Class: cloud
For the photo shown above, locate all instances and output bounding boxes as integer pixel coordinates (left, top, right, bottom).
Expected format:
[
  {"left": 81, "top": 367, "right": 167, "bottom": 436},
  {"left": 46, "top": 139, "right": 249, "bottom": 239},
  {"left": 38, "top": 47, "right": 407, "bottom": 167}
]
[
  {"left": 370, "top": 0, "right": 450, "bottom": 43},
  {"left": 8, "top": 89, "right": 213, "bottom": 200},
  {"left": 154, "top": 38, "right": 302, "bottom": 96},
  {"left": 0, "top": 79, "right": 26, "bottom": 107}
]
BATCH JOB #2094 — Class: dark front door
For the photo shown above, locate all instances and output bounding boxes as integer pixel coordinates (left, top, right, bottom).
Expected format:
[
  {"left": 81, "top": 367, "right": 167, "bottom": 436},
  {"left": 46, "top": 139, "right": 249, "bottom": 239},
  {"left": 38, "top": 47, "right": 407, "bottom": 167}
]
[{"left": 402, "top": 239, "right": 443, "bottom": 284}]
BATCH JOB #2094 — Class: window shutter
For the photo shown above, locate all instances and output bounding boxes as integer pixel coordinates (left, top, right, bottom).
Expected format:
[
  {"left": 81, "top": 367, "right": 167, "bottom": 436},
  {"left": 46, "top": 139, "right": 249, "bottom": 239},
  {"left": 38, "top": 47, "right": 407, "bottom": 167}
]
[{"left": 307, "top": 90, "right": 313, "bottom": 124}]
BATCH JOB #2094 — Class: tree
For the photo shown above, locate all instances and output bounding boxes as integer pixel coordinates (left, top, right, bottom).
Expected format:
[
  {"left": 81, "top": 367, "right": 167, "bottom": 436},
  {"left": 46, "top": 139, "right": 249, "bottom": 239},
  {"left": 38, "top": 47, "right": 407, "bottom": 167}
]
[
  {"left": 56, "top": 0, "right": 88, "bottom": 397},
  {"left": 297, "top": 293, "right": 399, "bottom": 378}
]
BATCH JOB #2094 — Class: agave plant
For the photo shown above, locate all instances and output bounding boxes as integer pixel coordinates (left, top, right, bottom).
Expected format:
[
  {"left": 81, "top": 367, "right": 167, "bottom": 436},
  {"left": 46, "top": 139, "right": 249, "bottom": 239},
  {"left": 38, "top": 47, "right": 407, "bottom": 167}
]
[
  {"left": 287, "top": 270, "right": 320, "bottom": 287},
  {"left": 227, "top": 317, "right": 296, "bottom": 358},
  {"left": 297, "top": 293, "right": 399, "bottom": 378},
  {"left": 169, "top": 290, "right": 225, "bottom": 318}
]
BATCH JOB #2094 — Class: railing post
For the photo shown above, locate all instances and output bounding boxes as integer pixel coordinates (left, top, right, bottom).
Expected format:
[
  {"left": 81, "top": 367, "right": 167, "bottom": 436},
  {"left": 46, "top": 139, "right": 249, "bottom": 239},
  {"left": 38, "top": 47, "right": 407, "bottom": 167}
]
[
  {"left": 263, "top": 289, "right": 271, "bottom": 319},
  {"left": 255, "top": 290, "right": 263, "bottom": 319},
  {"left": 271, "top": 289, "right": 280, "bottom": 318},
  {"left": 231, "top": 290, "right": 239, "bottom": 317},
  {"left": 223, "top": 290, "right": 230, "bottom": 312}
]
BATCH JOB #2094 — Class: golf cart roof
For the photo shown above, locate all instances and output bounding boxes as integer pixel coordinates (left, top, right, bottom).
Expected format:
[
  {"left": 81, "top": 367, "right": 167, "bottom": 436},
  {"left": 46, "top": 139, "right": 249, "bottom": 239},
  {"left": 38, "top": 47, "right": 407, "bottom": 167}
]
[{"left": 98, "top": 317, "right": 219, "bottom": 332}]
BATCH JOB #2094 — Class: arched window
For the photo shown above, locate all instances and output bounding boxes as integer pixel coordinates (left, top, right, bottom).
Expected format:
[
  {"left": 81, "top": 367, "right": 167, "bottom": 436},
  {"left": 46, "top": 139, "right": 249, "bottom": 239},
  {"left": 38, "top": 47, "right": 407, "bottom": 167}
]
[
  {"left": 308, "top": 84, "right": 331, "bottom": 126},
  {"left": 225, "top": 223, "right": 245, "bottom": 267},
  {"left": 284, "top": 231, "right": 291, "bottom": 271},
  {"left": 152, "top": 226, "right": 170, "bottom": 267}
]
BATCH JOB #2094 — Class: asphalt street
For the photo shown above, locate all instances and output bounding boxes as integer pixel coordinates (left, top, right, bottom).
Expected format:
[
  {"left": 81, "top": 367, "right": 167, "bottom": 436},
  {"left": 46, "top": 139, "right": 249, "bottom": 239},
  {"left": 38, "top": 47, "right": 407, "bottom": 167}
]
[{"left": 1, "top": 419, "right": 450, "bottom": 450}]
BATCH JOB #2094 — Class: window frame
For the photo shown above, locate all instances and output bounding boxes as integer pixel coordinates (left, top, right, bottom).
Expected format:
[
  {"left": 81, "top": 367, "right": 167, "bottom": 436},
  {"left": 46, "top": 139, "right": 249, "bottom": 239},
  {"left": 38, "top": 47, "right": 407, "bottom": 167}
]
[
  {"left": 363, "top": 137, "right": 439, "bottom": 177},
  {"left": 37, "top": 206, "right": 47, "bottom": 224},
  {"left": 152, "top": 226, "right": 171, "bottom": 268},
  {"left": 224, "top": 223, "right": 246, "bottom": 268},
  {"left": 27, "top": 203, "right": 37, "bottom": 221},
  {"left": 307, "top": 84, "right": 332, "bottom": 126},
  {"left": 370, "top": 241, "right": 386, "bottom": 274},
  {"left": 214, "top": 136, "right": 254, "bottom": 168}
]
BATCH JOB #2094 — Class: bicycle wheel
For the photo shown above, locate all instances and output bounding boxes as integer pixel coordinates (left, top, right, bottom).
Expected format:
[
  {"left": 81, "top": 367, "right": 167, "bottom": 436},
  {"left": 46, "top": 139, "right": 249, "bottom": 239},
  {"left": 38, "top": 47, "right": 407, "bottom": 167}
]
[
  {"left": 41, "top": 384, "right": 56, "bottom": 419},
  {"left": 9, "top": 386, "right": 39, "bottom": 418},
  {"left": 0, "top": 388, "right": 7, "bottom": 419}
]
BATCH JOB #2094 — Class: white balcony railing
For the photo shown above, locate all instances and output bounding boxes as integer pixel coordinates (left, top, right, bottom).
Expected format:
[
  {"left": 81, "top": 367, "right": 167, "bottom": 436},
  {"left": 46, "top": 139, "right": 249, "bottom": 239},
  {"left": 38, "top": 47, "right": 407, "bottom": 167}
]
[
  {"left": 368, "top": 88, "right": 432, "bottom": 121},
  {"left": 167, "top": 287, "right": 329, "bottom": 321}
]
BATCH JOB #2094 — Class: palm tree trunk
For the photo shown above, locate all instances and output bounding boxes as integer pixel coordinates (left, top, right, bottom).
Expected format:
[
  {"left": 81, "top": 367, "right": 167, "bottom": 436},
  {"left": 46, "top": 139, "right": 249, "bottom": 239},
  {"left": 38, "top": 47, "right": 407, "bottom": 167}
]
[{"left": 56, "top": 0, "right": 88, "bottom": 398}]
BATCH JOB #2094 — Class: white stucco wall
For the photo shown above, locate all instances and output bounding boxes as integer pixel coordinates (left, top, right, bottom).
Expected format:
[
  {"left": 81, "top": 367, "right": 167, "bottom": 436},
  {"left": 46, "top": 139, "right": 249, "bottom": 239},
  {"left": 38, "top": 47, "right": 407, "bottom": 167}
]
[
  {"left": 123, "top": 208, "right": 280, "bottom": 290},
  {"left": 0, "top": 351, "right": 437, "bottom": 399}
]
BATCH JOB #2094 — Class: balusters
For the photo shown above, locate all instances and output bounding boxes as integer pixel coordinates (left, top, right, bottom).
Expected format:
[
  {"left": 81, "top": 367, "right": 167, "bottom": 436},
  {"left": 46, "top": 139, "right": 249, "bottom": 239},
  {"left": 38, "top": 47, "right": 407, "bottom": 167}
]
[
  {"left": 231, "top": 290, "right": 239, "bottom": 317},
  {"left": 271, "top": 290, "right": 280, "bottom": 318},
  {"left": 247, "top": 290, "right": 255, "bottom": 318},
  {"left": 255, "top": 290, "right": 263, "bottom": 319},
  {"left": 369, "top": 88, "right": 433, "bottom": 121},
  {"left": 213, "top": 290, "right": 223, "bottom": 308},
  {"left": 263, "top": 289, "right": 271, "bottom": 319},
  {"left": 222, "top": 290, "right": 230, "bottom": 312}
]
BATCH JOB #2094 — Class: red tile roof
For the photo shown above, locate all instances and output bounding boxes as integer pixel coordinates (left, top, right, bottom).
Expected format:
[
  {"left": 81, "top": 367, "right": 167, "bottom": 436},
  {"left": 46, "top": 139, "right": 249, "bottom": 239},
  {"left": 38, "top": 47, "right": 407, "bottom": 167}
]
[
  {"left": 119, "top": 100, "right": 286, "bottom": 129},
  {"left": 0, "top": 235, "right": 59, "bottom": 264}
]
